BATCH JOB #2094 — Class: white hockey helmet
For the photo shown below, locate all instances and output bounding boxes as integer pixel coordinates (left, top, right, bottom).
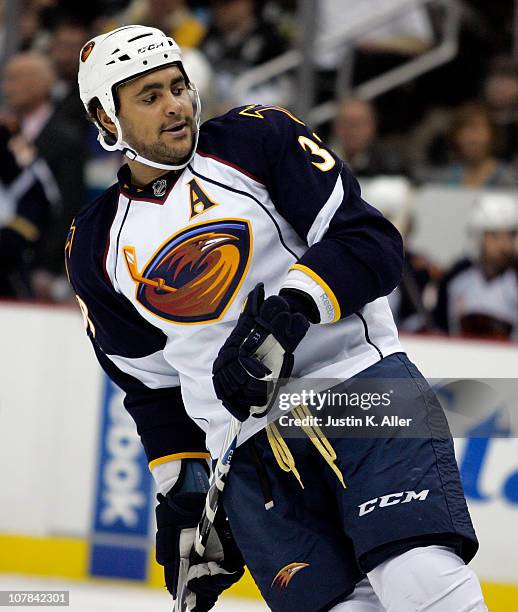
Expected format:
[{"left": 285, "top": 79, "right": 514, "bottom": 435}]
[
  {"left": 78, "top": 25, "right": 201, "bottom": 171},
  {"left": 361, "top": 176, "right": 412, "bottom": 218},
  {"left": 470, "top": 193, "right": 518, "bottom": 233}
]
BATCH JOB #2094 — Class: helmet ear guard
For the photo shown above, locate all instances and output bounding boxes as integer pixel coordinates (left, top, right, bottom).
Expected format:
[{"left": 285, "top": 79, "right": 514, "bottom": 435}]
[
  {"left": 78, "top": 25, "right": 202, "bottom": 171},
  {"left": 86, "top": 97, "right": 115, "bottom": 144}
]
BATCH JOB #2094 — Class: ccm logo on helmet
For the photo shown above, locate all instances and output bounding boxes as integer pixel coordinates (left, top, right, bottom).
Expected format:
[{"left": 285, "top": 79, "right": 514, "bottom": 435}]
[
  {"left": 138, "top": 42, "right": 166, "bottom": 53},
  {"left": 358, "top": 489, "right": 430, "bottom": 517}
]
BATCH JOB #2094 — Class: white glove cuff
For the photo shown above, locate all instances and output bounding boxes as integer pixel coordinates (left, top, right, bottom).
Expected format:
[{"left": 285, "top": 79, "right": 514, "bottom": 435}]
[
  {"left": 150, "top": 454, "right": 211, "bottom": 496},
  {"left": 152, "top": 460, "right": 182, "bottom": 496},
  {"left": 281, "top": 265, "right": 340, "bottom": 324}
]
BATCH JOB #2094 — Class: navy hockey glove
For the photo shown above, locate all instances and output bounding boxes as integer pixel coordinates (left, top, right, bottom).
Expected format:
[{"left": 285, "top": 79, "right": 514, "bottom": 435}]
[
  {"left": 212, "top": 283, "right": 311, "bottom": 421},
  {"left": 155, "top": 460, "right": 244, "bottom": 611}
]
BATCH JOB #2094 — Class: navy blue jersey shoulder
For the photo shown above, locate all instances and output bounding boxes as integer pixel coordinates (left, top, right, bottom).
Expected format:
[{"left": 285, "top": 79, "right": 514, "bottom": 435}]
[
  {"left": 198, "top": 105, "right": 404, "bottom": 319},
  {"left": 198, "top": 105, "right": 344, "bottom": 238},
  {"left": 197, "top": 105, "right": 308, "bottom": 182},
  {"left": 67, "top": 183, "right": 167, "bottom": 358},
  {"left": 197, "top": 106, "right": 266, "bottom": 181}
]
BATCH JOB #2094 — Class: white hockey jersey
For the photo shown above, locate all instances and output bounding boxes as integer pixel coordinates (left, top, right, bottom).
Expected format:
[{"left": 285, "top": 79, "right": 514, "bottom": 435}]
[
  {"left": 66, "top": 105, "right": 404, "bottom": 463},
  {"left": 435, "top": 258, "right": 518, "bottom": 339}
]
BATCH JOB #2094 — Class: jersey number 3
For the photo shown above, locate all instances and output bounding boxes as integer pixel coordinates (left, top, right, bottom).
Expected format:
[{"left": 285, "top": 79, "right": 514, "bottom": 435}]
[{"left": 298, "top": 136, "right": 336, "bottom": 172}]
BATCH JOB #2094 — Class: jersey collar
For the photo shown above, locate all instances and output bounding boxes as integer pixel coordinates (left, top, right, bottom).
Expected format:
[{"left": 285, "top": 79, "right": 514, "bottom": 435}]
[{"left": 117, "top": 164, "right": 181, "bottom": 204}]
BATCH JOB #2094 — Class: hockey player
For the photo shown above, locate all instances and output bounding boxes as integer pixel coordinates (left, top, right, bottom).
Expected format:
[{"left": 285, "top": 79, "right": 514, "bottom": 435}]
[
  {"left": 70, "top": 25, "right": 487, "bottom": 612},
  {"left": 435, "top": 193, "right": 518, "bottom": 339}
]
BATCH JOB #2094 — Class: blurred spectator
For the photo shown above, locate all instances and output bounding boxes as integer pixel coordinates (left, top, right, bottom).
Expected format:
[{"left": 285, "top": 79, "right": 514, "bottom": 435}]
[
  {"left": 413, "top": 57, "right": 518, "bottom": 167},
  {"left": 0, "top": 124, "right": 58, "bottom": 297},
  {"left": 434, "top": 193, "right": 518, "bottom": 339},
  {"left": 2, "top": 52, "right": 87, "bottom": 292},
  {"left": 201, "top": 0, "right": 290, "bottom": 110},
  {"left": 362, "top": 176, "right": 440, "bottom": 332},
  {"left": 332, "top": 98, "right": 407, "bottom": 177},
  {"left": 483, "top": 57, "right": 518, "bottom": 163},
  {"left": 104, "top": 0, "right": 206, "bottom": 48},
  {"left": 418, "top": 102, "right": 518, "bottom": 188},
  {"left": 48, "top": 17, "right": 91, "bottom": 131}
]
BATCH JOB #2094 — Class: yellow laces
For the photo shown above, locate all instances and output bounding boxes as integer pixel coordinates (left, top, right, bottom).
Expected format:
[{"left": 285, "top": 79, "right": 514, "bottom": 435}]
[
  {"left": 265, "top": 422, "right": 304, "bottom": 489},
  {"left": 292, "top": 404, "right": 347, "bottom": 489},
  {"left": 266, "top": 405, "right": 347, "bottom": 490}
]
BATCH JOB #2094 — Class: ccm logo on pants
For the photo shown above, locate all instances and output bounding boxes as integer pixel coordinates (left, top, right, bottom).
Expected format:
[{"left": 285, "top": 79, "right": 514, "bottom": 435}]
[{"left": 358, "top": 489, "right": 430, "bottom": 517}]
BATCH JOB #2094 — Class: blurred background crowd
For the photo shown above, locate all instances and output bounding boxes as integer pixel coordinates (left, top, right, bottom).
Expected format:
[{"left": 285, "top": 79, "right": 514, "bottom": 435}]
[{"left": 0, "top": 0, "right": 517, "bottom": 342}]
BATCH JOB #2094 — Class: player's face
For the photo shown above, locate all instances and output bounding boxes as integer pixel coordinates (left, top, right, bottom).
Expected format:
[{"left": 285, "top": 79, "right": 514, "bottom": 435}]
[{"left": 117, "top": 65, "right": 195, "bottom": 165}]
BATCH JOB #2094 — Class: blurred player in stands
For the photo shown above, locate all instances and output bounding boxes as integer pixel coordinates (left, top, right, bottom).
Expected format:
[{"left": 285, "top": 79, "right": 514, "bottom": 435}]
[
  {"left": 435, "top": 193, "right": 518, "bottom": 339},
  {"left": 69, "top": 25, "right": 487, "bottom": 612},
  {"left": 361, "top": 176, "right": 441, "bottom": 332}
]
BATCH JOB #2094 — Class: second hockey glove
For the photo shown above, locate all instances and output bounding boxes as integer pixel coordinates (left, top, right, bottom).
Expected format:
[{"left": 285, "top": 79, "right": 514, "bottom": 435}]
[
  {"left": 212, "top": 283, "right": 311, "bottom": 421},
  {"left": 155, "top": 460, "right": 244, "bottom": 612}
]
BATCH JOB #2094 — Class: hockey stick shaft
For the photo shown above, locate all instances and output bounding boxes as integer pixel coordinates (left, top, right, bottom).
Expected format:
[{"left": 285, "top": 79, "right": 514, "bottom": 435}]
[
  {"left": 173, "top": 331, "right": 286, "bottom": 611},
  {"left": 173, "top": 415, "right": 242, "bottom": 612},
  {"left": 192, "top": 416, "right": 242, "bottom": 561}
]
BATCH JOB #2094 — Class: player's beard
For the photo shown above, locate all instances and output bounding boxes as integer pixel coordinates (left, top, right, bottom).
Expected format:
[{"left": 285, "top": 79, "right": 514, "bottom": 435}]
[
  {"left": 121, "top": 117, "right": 195, "bottom": 165},
  {"left": 482, "top": 251, "right": 515, "bottom": 277}
]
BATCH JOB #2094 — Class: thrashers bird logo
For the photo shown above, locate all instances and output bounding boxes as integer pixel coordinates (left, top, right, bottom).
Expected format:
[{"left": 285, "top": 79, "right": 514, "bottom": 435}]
[
  {"left": 80, "top": 41, "right": 95, "bottom": 62},
  {"left": 123, "top": 219, "right": 252, "bottom": 323},
  {"left": 271, "top": 562, "right": 310, "bottom": 590}
]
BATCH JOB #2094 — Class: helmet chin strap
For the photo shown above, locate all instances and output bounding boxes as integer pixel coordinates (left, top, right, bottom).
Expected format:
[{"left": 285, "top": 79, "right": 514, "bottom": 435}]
[{"left": 121, "top": 130, "right": 200, "bottom": 171}]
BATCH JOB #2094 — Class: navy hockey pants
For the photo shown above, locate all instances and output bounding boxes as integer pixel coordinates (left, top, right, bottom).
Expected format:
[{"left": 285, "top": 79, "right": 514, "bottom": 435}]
[{"left": 221, "top": 353, "right": 478, "bottom": 612}]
